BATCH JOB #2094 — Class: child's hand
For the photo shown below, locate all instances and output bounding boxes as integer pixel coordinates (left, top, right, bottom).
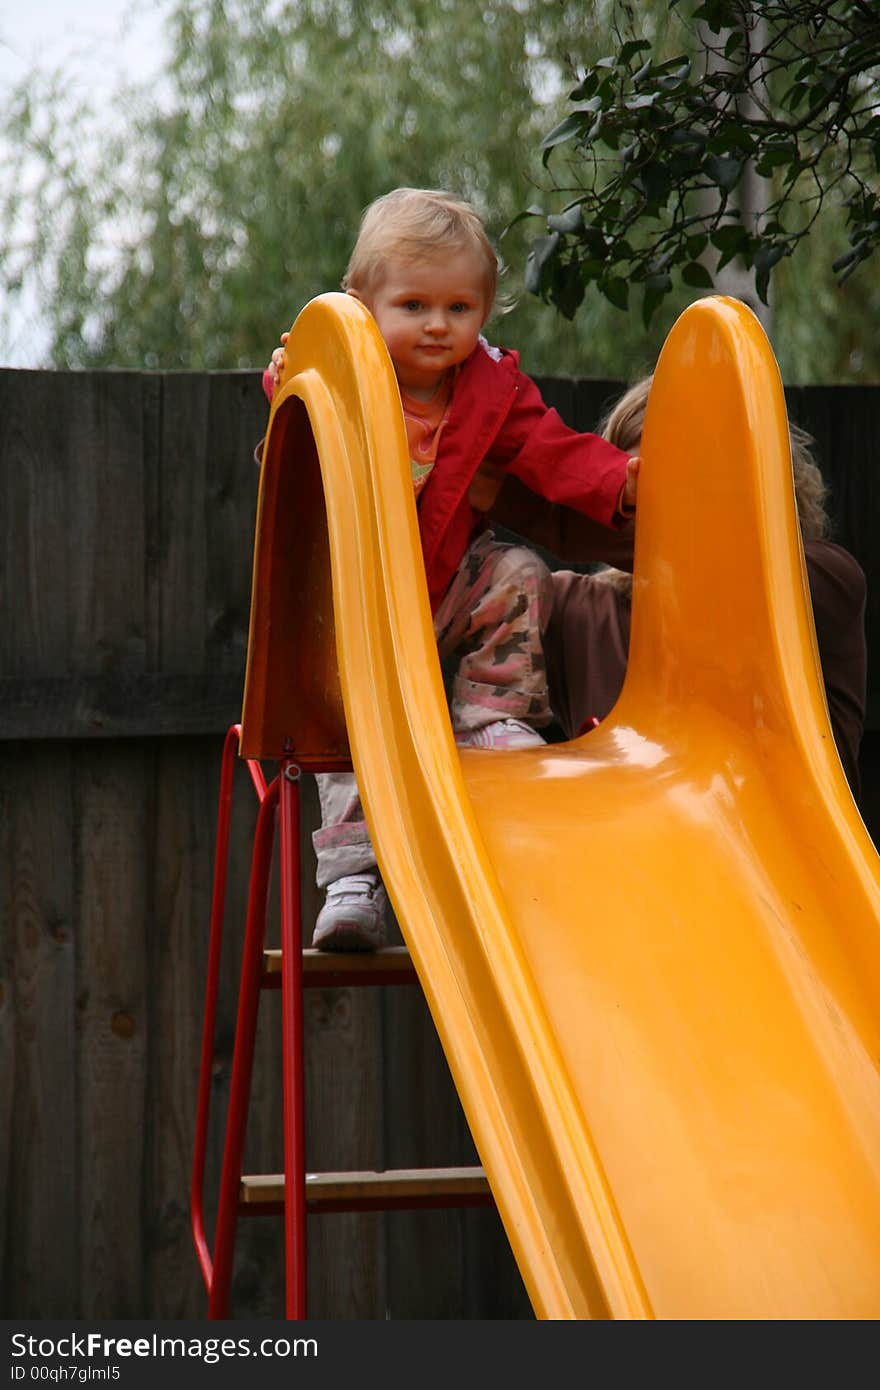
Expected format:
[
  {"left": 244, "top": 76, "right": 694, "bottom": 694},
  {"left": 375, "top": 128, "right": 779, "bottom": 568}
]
[
  {"left": 622, "top": 454, "right": 640, "bottom": 514},
  {"left": 262, "top": 331, "right": 290, "bottom": 401}
]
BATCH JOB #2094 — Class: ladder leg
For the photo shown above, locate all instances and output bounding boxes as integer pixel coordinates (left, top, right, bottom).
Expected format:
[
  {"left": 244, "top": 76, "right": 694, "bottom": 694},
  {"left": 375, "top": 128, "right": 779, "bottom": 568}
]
[
  {"left": 207, "top": 777, "right": 280, "bottom": 1318},
  {"left": 280, "top": 760, "right": 307, "bottom": 1319}
]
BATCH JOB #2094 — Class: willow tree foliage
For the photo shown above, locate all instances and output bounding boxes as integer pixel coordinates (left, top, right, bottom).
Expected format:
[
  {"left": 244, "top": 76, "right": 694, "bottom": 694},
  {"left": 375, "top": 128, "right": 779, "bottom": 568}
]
[
  {"left": 0, "top": 0, "right": 607, "bottom": 372},
  {"left": 1, "top": 0, "right": 877, "bottom": 381}
]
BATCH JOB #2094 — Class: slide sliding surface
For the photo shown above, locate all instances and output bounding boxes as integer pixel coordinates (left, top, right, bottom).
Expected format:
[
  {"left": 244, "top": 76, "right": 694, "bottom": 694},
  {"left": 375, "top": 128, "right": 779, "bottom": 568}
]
[{"left": 241, "top": 292, "right": 880, "bottom": 1318}]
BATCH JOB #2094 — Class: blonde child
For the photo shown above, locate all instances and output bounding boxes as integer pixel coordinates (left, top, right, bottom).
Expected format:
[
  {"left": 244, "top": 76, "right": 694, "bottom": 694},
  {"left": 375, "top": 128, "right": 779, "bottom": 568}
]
[{"left": 262, "top": 187, "right": 639, "bottom": 949}]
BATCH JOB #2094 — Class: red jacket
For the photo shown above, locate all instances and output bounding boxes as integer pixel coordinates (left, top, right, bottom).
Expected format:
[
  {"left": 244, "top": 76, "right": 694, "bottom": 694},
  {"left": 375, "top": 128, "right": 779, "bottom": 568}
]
[
  {"left": 263, "top": 338, "right": 630, "bottom": 612},
  {"left": 416, "top": 340, "right": 629, "bottom": 610}
]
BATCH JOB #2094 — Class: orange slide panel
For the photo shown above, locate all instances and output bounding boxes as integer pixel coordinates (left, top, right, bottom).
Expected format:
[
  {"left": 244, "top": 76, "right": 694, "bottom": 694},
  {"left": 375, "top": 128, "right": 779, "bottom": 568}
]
[{"left": 240, "top": 291, "right": 880, "bottom": 1319}]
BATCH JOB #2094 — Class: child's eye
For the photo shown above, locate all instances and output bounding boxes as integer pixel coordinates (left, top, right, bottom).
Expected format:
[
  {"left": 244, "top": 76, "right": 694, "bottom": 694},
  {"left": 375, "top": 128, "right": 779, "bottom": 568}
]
[
  {"left": 404, "top": 300, "right": 422, "bottom": 311},
  {"left": 450, "top": 302, "right": 470, "bottom": 314}
]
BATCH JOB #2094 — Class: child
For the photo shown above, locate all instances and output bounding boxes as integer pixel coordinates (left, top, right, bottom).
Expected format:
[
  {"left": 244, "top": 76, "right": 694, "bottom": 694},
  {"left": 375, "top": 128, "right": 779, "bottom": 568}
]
[{"left": 262, "top": 187, "right": 639, "bottom": 950}]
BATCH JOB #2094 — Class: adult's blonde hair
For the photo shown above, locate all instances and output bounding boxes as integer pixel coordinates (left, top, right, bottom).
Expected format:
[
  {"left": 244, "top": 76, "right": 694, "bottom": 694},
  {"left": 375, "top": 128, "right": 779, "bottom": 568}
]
[
  {"left": 599, "top": 375, "right": 830, "bottom": 540},
  {"left": 342, "top": 187, "right": 499, "bottom": 309}
]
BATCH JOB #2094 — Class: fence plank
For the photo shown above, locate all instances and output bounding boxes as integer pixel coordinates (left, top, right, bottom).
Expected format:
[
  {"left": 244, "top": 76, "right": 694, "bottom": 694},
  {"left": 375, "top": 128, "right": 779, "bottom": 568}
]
[
  {"left": 146, "top": 740, "right": 223, "bottom": 1318},
  {"left": 382, "top": 983, "right": 472, "bottom": 1318},
  {"left": 303, "top": 966, "right": 386, "bottom": 1316},
  {"left": 0, "top": 744, "right": 78, "bottom": 1316},
  {"left": 0, "top": 673, "right": 244, "bottom": 740},
  {"left": 158, "top": 373, "right": 262, "bottom": 676},
  {"left": 74, "top": 743, "right": 151, "bottom": 1318},
  {"left": 1, "top": 371, "right": 85, "bottom": 675}
]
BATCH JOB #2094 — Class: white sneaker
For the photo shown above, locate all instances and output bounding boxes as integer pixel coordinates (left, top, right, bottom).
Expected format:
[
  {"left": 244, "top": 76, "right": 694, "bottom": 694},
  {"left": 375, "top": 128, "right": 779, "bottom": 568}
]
[
  {"left": 455, "top": 719, "right": 546, "bottom": 750},
  {"left": 312, "top": 872, "right": 388, "bottom": 952}
]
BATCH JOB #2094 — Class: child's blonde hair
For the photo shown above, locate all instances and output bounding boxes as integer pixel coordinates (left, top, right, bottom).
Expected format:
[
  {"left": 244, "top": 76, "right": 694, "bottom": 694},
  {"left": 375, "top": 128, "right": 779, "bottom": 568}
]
[
  {"left": 600, "top": 376, "right": 830, "bottom": 540},
  {"left": 342, "top": 187, "right": 499, "bottom": 310}
]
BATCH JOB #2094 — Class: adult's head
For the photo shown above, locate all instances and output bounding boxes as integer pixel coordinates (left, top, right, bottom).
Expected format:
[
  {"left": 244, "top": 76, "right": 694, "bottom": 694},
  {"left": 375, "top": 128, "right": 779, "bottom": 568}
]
[{"left": 599, "top": 376, "right": 830, "bottom": 539}]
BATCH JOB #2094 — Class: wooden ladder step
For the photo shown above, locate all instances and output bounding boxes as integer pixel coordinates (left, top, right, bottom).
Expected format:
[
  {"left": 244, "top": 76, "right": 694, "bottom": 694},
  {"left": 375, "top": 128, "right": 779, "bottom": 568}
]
[
  {"left": 262, "top": 944, "right": 418, "bottom": 987},
  {"left": 240, "top": 1166, "right": 493, "bottom": 1212}
]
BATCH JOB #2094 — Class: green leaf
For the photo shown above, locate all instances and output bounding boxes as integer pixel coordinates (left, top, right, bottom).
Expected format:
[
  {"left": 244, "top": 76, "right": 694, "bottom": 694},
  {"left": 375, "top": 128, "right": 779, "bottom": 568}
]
[
  {"left": 712, "top": 222, "right": 751, "bottom": 272},
  {"left": 753, "top": 242, "right": 786, "bottom": 304},
  {"left": 569, "top": 72, "right": 598, "bottom": 101},
  {"left": 781, "top": 82, "right": 810, "bottom": 113},
  {"left": 724, "top": 29, "right": 746, "bottom": 60},
  {"left": 669, "top": 127, "right": 708, "bottom": 150},
  {"left": 710, "top": 224, "right": 747, "bottom": 253},
  {"left": 714, "top": 247, "right": 735, "bottom": 273},
  {"left": 681, "top": 261, "right": 714, "bottom": 288},
  {"left": 655, "top": 53, "right": 691, "bottom": 76},
  {"left": 657, "top": 61, "right": 691, "bottom": 91},
  {"left": 501, "top": 205, "right": 544, "bottom": 238},
  {"left": 754, "top": 144, "right": 798, "bottom": 176},
  {"left": 641, "top": 273, "right": 672, "bottom": 326},
  {"left": 668, "top": 150, "right": 707, "bottom": 182},
  {"left": 642, "top": 284, "right": 666, "bottom": 327},
  {"left": 574, "top": 257, "right": 606, "bottom": 280},
  {"left": 553, "top": 261, "right": 586, "bottom": 320},
  {"left": 637, "top": 162, "right": 671, "bottom": 203},
  {"left": 617, "top": 40, "right": 651, "bottom": 67},
  {"left": 794, "top": 59, "right": 817, "bottom": 82},
  {"left": 832, "top": 247, "right": 859, "bottom": 274},
  {"left": 579, "top": 224, "right": 609, "bottom": 259},
  {"left": 707, "top": 123, "right": 755, "bottom": 155},
  {"left": 692, "top": 0, "right": 742, "bottom": 35},
  {"left": 539, "top": 112, "right": 588, "bottom": 155},
  {"left": 704, "top": 154, "right": 744, "bottom": 192},
  {"left": 547, "top": 204, "right": 585, "bottom": 235},
  {"left": 523, "top": 232, "right": 560, "bottom": 295},
  {"left": 836, "top": 246, "right": 869, "bottom": 286},
  {"left": 601, "top": 275, "right": 629, "bottom": 311},
  {"left": 643, "top": 272, "right": 673, "bottom": 293}
]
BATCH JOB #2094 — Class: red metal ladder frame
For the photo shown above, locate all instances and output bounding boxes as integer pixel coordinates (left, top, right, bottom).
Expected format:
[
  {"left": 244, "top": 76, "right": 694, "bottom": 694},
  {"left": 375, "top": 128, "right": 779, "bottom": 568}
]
[{"left": 190, "top": 724, "right": 492, "bottom": 1319}]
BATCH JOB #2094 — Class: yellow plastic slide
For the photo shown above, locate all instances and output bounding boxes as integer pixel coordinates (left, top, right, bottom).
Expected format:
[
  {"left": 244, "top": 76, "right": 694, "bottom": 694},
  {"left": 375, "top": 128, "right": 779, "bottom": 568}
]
[{"left": 241, "top": 291, "right": 880, "bottom": 1319}]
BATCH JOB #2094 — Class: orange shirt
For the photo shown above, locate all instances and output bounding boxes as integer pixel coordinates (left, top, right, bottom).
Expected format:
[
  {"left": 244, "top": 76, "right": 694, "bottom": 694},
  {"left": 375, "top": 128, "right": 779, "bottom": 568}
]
[{"left": 400, "top": 374, "right": 454, "bottom": 499}]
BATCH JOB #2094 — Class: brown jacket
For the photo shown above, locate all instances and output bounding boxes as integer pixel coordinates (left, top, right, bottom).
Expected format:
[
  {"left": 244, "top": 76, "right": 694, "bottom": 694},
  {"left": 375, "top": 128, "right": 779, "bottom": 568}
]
[{"left": 491, "top": 479, "right": 867, "bottom": 801}]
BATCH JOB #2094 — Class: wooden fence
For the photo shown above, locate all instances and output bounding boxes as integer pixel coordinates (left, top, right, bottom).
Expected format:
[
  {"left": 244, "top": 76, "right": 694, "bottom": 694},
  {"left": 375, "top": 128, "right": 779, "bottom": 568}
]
[{"left": 1, "top": 366, "right": 877, "bottom": 1320}]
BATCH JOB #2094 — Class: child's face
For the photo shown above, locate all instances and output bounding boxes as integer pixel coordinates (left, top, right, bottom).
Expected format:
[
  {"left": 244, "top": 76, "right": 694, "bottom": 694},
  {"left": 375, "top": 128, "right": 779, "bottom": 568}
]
[{"left": 353, "top": 247, "right": 489, "bottom": 398}]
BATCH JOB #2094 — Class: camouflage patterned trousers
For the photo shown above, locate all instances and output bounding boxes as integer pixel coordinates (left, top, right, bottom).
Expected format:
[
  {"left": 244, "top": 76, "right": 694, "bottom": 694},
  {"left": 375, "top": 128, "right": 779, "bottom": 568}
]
[{"left": 312, "top": 530, "right": 552, "bottom": 886}]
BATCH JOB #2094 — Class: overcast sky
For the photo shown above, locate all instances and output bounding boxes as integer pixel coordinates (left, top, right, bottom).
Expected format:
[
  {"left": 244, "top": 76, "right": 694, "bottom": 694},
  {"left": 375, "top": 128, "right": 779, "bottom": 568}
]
[
  {"left": 0, "top": 0, "right": 165, "bottom": 97},
  {"left": 0, "top": 0, "right": 168, "bottom": 364}
]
